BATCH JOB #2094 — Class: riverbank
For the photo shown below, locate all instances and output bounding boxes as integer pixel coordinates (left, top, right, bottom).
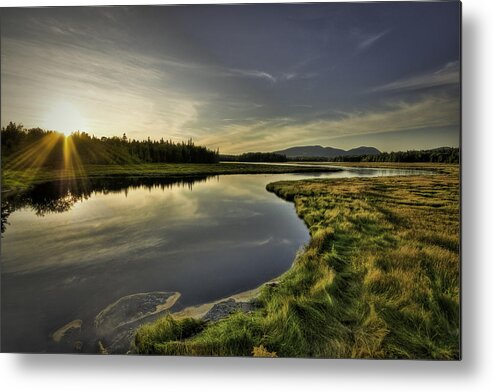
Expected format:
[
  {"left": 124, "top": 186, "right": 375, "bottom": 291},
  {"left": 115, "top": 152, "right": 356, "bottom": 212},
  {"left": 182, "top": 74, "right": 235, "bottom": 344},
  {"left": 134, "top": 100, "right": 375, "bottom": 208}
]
[
  {"left": 134, "top": 164, "right": 460, "bottom": 358},
  {"left": 1, "top": 162, "right": 340, "bottom": 193},
  {"left": 299, "top": 161, "right": 457, "bottom": 173}
]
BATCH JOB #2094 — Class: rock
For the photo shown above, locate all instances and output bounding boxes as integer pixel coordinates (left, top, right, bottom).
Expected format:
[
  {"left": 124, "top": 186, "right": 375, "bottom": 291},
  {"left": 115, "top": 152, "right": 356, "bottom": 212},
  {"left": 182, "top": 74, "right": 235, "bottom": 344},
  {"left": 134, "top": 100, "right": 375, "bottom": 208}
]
[
  {"left": 105, "top": 329, "right": 137, "bottom": 354},
  {"left": 52, "top": 319, "right": 82, "bottom": 343},
  {"left": 92, "top": 291, "right": 181, "bottom": 354},
  {"left": 74, "top": 341, "right": 83, "bottom": 352},
  {"left": 94, "top": 291, "right": 180, "bottom": 334},
  {"left": 202, "top": 298, "right": 254, "bottom": 323}
]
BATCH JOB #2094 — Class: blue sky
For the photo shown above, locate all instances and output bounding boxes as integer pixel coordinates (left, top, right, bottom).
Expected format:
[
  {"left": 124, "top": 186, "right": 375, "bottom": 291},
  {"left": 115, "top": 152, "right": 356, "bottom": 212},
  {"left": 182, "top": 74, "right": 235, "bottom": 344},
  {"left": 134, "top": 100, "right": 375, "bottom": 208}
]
[{"left": 0, "top": 2, "right": 461, "bottom": 153}]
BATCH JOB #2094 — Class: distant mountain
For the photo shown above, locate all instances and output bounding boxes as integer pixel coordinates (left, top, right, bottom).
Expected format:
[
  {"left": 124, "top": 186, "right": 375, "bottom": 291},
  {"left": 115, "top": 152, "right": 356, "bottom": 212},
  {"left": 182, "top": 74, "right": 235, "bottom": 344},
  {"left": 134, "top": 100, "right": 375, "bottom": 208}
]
[
  {"left": 273, "top": 145, "right": 381, "bottom": 159},
  {"left": 346, "top": 146, "right": 381, "bottom": 156}
]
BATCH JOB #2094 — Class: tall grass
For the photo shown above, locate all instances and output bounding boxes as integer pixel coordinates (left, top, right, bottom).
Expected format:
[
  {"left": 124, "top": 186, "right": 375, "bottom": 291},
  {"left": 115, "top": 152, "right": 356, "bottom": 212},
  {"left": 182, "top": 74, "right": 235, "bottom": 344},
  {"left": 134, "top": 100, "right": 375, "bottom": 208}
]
[
  {"left": 134, "top": 165, "right": 460, "bottom": 359},
  {"left": 1, "top": 163, "right": 337, "bottom": 192}
]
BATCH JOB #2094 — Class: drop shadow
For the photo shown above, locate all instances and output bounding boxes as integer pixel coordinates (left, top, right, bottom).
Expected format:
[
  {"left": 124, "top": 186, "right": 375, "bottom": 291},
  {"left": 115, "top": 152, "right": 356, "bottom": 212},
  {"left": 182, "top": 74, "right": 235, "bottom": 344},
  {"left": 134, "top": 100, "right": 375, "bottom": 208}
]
[{"left": 5, "top": 6, "right": 478, "bottom": 381}]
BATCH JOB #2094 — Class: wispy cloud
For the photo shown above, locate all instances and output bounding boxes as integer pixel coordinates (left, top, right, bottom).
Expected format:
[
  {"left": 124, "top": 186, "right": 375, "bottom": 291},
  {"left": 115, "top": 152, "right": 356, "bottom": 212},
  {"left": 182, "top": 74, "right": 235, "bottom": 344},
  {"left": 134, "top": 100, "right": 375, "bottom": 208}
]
[
  {"left": 0, "top": 37, "right": 204, "bottom": 139},
  {"left": 1, "top": 5, "right": 460, "bottom": 153},
  {"left": 229, "top": 68, "right": 276, "bottom": 83},
  {"left": 227, "top": 69, "right": 310, "bottom": 83},
  {"left": 369, "top": 61, "right": 460, "bottom": 92},
  {"left": 357, "top": 29, "right": 391, "bottom": 51},
  {"left": 198, "top": 95, "right": 459, "bottom": 154}
]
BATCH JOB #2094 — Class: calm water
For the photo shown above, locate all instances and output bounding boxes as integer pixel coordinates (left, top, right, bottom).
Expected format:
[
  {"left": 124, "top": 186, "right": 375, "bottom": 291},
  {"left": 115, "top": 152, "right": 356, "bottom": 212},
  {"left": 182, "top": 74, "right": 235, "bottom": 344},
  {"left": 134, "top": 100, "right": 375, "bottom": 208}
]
[{"left": 0, "top": 167, "right": 426, "bottom": 353}]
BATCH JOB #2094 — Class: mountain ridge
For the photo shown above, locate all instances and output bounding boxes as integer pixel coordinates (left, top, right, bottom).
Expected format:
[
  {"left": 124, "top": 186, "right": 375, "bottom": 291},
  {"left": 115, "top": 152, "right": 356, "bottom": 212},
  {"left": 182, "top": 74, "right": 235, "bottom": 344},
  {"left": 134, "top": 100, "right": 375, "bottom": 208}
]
[{"left": 273, "top": 145, "right": 381, "bottom": 158}]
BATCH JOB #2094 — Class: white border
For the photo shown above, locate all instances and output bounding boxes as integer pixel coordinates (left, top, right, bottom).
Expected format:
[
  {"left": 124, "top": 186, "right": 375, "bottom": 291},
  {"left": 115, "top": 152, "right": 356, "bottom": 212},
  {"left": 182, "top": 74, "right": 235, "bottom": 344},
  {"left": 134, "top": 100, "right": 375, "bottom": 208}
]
[{"left": 2, "top": 1, "right": 492, "bottom": 391}]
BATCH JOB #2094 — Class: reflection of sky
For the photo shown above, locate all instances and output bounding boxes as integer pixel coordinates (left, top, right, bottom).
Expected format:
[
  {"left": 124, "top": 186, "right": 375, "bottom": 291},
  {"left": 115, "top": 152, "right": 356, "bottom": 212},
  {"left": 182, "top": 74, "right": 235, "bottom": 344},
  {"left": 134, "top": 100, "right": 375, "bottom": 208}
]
[
  {"left": 2, "top": 172, "right": 313, "bottom": 352},
  {"left": 2, "top": 168, "right": 423, "bottom": 274},
  {"left": 2, "top": 173, "right": 302, "bottom": 274},
  {"left": 4, "top": 186, "right": 201, "bottom": 273},
  {"left": 1, "top": 168, "right": 425, "bottom": 352}
]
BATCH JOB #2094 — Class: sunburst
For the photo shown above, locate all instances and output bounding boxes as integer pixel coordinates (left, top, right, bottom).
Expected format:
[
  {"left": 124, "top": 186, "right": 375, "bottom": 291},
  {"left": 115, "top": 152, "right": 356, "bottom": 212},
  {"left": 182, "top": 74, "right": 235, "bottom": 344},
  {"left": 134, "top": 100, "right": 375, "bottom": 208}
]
[{"left": 43, "top": 102, "right": 87, "bottom": 136}]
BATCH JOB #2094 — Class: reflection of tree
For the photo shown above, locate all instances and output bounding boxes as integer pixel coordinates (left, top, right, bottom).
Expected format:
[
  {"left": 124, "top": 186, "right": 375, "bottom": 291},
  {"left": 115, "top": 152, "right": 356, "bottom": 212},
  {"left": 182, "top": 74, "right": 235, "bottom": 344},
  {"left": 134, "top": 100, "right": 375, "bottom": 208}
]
[
  {"left": 1, "top": 175, "right": 214, "bottom": 234},
  {"left": 1, "top": 199, "right": 15, "bottom": 234}
]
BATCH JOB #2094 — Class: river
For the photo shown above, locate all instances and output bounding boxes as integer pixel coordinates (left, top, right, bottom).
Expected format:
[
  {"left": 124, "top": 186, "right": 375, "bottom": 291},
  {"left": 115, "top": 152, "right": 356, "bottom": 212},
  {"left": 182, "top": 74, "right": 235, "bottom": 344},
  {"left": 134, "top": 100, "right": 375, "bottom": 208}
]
[{"left": 0, "top": 166, "right": 427, "bottom": 353}]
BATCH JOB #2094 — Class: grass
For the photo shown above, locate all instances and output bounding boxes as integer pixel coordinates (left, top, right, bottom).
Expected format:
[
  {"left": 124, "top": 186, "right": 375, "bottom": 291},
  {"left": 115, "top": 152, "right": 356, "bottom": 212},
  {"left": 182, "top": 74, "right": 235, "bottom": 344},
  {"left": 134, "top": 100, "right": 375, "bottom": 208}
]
[
  {"left": 134, "top": 163, "right": 460, "bottom": 359},
  {"left": 1, "top": 162, "right": 338, "bottom": 193},
  {"left": 304, "top": 161, "right": 456, "bottom": 172}
]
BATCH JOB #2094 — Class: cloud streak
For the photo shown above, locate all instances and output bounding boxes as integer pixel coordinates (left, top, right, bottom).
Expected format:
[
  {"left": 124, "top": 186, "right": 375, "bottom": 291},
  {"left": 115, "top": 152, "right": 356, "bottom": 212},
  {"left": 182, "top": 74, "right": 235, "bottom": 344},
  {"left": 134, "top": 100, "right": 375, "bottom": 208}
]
[
  {"left": 1, "top": 4, "right": 460, "bottom": 153},
  {"left": 370, "top": 61, "right": 460, "bottom": 92},
  {"left": 1, "top": 37, "right": 204, "bottom": 139},
  {"left": 357, "top": 29, "right": 391, "bottom": 51},
  {"left": 197, "top": 95, "right": 459, "bottom": 154}
]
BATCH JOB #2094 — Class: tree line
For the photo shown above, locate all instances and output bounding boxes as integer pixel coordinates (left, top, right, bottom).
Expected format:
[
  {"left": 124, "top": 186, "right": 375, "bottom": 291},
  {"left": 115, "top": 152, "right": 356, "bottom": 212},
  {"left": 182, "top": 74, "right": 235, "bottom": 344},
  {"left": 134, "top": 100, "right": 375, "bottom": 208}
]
[
  {"left": 1, "top": 122, "right": 219, "bottom": 167},
  {"left": 329, "top": 147, "right": 459, "bottom": 164},
  {"left": 220, "top": 152, "right": 287, "bottom": 162},
  {"left": 220, "top": 147, "right": 459, "bottom": 164}
]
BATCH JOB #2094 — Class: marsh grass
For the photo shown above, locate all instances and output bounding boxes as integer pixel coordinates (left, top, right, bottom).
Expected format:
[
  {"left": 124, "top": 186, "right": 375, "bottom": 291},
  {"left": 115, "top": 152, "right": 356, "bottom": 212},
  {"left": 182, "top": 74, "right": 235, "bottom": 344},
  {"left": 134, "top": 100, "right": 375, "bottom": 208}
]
[
  {"left": 134, "top": 165, "right": 460, "bottom": 359},
  {"left": 1, "top": 162, "right": 337, "bottom": 192}
]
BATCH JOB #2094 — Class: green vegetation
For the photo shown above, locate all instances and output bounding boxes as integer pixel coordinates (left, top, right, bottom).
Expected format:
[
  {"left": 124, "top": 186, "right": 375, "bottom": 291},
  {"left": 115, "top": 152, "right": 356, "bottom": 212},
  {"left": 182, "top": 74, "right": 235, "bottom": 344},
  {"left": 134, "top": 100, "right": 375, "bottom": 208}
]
[
  {"left": 1, "top": 162, "right": 337, "bottom": 192},
  {"left": 135, "top": 164, "right": 459, "bottom": 359},
  {"left": 322, "top": 162, "right": 452, "bottom": 170},
  {"left": 135, "top": 316, "right": 206, "bottom": 354},
  {"left": 1, "top": 122, "right": 339, "bottom": 192},
  {"left": 1, "top": 122, "right": 219, "bottom": 166},
  {"left": 221, "top": 147, "right": 460, "bottom": 164},
  {"left": 307, "top": 161, "right": 456, "bottom": 172},
  {"left": 220, "top": 152, "right": 288, "bottom": 162},
  {"left": 329, "top": 147, "right": 459, "bottom": 164}
]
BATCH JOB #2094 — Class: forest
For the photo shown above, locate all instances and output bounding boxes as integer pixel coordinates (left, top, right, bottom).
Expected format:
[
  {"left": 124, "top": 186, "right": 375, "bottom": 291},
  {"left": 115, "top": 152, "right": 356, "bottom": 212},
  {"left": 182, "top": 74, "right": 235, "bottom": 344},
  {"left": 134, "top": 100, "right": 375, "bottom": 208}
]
[
  {"left": 329, "top": 147, "right": 459, "bottom": 163},
  {"left": 220, "top": 152, "right": 288, "bottom": 162},
  {"left": 1, "top": 122, "right": 219, "bottom": 167},
  {"left": 221, "top": 147, "right": 459, "bottom": 164}
]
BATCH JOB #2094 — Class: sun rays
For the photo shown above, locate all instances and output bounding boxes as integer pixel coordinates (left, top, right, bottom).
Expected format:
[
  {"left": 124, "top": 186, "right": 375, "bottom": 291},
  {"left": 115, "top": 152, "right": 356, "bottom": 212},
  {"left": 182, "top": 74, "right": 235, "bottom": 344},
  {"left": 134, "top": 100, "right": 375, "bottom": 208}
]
[
  {"left": 6, "top": 132, "right": 62, "bottom": 170},
  {"left": 5, "top": 132, "right": 87, "bottom": 189},
  {"left": 4, "top": 100, "right": 91, "bottom": 188},
  {"left": 61, "top": 134, "right": 88, "bottom": 194},
  {"left": 5, "top": 133, "right": 63, "bottom": 187},
  {"left": 43, "top": 102, "right": 88, "bottom": 136},
  {"left": 63, "top": 135, "right": 86, "bottom": 178}
]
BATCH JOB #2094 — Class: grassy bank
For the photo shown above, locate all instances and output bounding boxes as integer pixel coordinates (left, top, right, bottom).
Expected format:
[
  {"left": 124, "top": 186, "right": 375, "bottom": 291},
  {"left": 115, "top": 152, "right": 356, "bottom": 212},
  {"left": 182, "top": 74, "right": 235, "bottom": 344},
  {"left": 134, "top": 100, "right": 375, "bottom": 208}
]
[
  {"left": 1, "top": 162, "right": 338, "bottom": 192},
  {"left": 304, "top": 161, "right": 457, "bottom": 172},
  {"left": 135, "top": 164, "right": 460, "bottom": 359}
]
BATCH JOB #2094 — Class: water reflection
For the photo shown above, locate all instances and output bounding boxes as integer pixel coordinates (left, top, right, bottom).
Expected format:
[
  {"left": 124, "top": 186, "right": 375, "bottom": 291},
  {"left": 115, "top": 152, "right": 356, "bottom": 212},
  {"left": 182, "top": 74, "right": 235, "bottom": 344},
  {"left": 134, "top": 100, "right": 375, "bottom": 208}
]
[
  {"left": 1, "top": 176, "right": 214, "bottom": 234},
  {"left": 1, "top": 173, "right": 311, "bottom": 352},
  {"left": 1, "top": 167, "right": 428, "bottom": 353}
]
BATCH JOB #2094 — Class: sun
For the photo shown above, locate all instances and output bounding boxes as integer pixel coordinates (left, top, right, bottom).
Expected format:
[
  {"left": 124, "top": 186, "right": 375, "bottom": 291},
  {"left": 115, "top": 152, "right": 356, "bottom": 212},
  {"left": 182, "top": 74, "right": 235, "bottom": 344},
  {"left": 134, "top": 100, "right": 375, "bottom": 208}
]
[{"left": 43, "top": 102, "right": 87, "bottom": 135}]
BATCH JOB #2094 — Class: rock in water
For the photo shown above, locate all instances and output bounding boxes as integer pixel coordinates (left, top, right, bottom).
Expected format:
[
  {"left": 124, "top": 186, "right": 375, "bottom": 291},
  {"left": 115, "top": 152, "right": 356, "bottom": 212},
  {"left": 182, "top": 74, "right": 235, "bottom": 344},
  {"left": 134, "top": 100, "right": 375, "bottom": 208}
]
[
  {"left": 94, "top": 291, "right": 180, "bottom": 334},
  {"left": 52, "top": 319, "right": 82, "bottom": 343}
]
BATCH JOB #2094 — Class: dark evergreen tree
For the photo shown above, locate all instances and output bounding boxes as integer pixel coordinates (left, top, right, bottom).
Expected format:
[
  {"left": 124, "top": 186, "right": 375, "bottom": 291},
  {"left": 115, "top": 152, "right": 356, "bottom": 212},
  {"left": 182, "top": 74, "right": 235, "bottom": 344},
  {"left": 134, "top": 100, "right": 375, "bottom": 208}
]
[{"left": 1, "top": 122, "right": 219, "bottom": 167}]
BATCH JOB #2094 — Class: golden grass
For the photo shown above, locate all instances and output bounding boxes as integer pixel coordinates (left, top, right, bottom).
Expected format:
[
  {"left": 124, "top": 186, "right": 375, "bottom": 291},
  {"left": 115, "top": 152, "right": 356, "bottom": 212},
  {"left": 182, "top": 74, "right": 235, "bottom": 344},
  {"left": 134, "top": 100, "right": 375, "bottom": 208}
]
[{"left": 135, "top": 164, "right": 460, "bottom": 359}]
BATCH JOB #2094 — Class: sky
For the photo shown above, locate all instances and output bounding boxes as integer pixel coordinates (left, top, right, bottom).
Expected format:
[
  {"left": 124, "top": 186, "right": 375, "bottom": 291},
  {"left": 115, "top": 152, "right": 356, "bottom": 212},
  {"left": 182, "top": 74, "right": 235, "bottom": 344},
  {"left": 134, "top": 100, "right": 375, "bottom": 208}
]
[{"left": 0, "top": 2, "right": 461, "bottom": 154}]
